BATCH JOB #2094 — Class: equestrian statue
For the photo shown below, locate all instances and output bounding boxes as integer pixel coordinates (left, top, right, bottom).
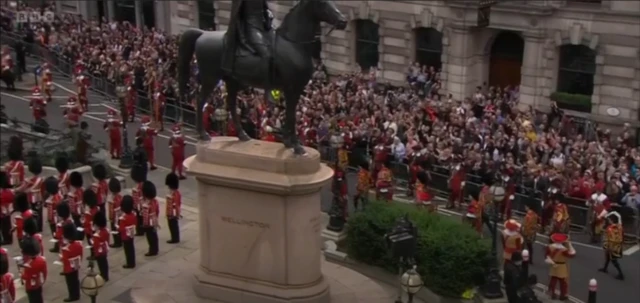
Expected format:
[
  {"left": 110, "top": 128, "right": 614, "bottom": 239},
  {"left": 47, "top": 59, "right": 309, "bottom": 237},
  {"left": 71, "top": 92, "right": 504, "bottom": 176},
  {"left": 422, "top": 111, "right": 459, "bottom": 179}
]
[{"left": 178, "top": 0, "right": 347, "bottom": 155}]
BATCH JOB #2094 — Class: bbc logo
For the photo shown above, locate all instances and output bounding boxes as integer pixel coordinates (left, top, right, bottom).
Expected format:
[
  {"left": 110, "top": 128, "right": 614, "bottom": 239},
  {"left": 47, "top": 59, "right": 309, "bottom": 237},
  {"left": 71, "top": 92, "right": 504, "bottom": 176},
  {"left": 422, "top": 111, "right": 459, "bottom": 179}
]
[{"left": 15, "top": 11, "right": 55, "bottom": 23}]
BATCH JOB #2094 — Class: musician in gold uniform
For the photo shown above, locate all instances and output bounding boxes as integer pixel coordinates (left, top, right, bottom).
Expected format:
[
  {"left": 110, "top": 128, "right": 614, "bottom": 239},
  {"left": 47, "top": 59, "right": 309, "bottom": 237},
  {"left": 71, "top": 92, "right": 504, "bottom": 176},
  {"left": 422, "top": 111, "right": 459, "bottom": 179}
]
[
  {"left": 545, "top": 233, "right": 576, "bottom": 301},
  {"left": 337, "top": 145, "right": 349, "bottom": 171},
  {"left": 521, "top": 202, "right": 540, "bottom": 263},
  {"left": 502, "top": 219, "right": 523, "bottom": 265},
  {"left": 375, "top": 161, "right": 393, "bottom": 202},
  {"left": 354, "top": 160, "right": 370, "bottom": 211},
  {"left": 599, "top": 212, "right": 625, "bottom": 280},
  {"left": 550, "top": 194, "right": 570, "bottom": 235}
]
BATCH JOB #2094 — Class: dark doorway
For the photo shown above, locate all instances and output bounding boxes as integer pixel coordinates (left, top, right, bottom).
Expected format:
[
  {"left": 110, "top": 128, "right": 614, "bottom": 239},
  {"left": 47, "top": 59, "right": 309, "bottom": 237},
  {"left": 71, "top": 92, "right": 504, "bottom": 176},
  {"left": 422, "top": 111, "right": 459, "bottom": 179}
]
[
  {"left": 197, "top": 0, "right": 216, "bottom": 30},
  {"left": 141, "top": 0, "right": 156, "bottom": 29},
  {"left": 355, "top": 19, "right": 380, "bottom": 71},
  {"left": 489, "top": 31, "right": 524, "bottom": 89},
  {"left": 115, "top": 0, "right": 136, "bottom": 24},
  {"left": 414, "top": 27, "right": 443, "bottom": 70},
  {"left": 97, "top": 0, "right": 106, "bottom": 21}
]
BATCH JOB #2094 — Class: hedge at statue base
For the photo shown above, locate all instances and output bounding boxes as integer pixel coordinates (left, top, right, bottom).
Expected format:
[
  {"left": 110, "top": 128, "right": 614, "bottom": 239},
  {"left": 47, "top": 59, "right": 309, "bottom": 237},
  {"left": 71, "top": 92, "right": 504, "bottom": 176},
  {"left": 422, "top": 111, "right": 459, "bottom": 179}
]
[{"left": 345, "top": 201, "right": 491, "bottom": 298}]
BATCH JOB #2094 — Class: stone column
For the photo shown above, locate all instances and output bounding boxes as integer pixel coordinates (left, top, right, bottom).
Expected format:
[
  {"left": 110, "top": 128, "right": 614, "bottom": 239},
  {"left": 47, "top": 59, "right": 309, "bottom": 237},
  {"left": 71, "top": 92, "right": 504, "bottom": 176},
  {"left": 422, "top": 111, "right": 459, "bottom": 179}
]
[
  {"left": 106, "top": 0, "right": 116, "bottom": 22},
  {"left": 520, "top": 31, "right": 546, "bottom": 111},
  {"left": 184, "top": 137, "right": 333, "bottom": 303},
  {"left": 445, "top": 25, "right": 475, "bottom": 100},
  {"left": 134, "top": 0, "right": 143, "bottom": 29}
]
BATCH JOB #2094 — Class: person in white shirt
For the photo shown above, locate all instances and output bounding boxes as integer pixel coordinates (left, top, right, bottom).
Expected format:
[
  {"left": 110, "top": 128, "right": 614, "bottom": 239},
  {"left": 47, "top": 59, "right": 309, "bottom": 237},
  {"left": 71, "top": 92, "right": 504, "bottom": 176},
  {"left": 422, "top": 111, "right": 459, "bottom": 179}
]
[{"left": 391, "top": 137, "right": 406, "bottom": 162}]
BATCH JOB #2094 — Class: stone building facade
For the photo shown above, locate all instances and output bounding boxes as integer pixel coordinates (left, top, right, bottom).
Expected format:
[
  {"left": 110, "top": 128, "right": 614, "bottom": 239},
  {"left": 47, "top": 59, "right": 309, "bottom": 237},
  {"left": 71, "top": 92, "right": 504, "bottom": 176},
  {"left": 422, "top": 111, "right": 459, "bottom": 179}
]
[{"left": 63, "top": 1, "right": 639, "bottom": 125}]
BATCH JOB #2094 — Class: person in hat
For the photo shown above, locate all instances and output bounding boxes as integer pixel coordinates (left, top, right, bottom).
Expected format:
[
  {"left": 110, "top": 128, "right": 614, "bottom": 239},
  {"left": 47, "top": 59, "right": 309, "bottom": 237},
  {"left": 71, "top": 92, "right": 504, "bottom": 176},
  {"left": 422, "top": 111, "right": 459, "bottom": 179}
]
[
  {"left": 90, "top": 212, "right": 110, "bottom": 281},
  {"left": 44, "top": 176, "right": 63, "bottom": 240},
  {"left": 588, "top": 190, "right": 611, "bottom": 243},
  {"left": 132, "top": 137, "right": 148, "bottom": 169},
  {"left": 0, "top": 172, "right": 14, "bottom": 244},
  {"left": 67, "top": 172, "right": 84, "bottom": 241},
  {"left": 0, "top": 250, "right": 16, "bottom": 303},
  {"left": 415, "top": 170, "right": 436, "bottom": 213},
  {"left": 119, "top": 195, "right": 137, "bottom": 268},
  {"left": 141, "top": 181, "right": 160, "bottom": 256},
  {"left": 375, "top": 158, "right": 394, "bottom": 202},
  {"left": 354, "top": 159, "right": 370, "bottom": 211},
  {"left": 63, "top": 96, "right": 83, "bottom": 129},
  {"left": 55, "top": 155, "right": 70, "bottom": 196},
  {"left": 447, "top": 158, "right": 466, "bottom": 209},
  {"left": 13, "top": 192, "right": 34, "bottom": 242},
  {"left": 502, "top": 219, "right": 523, "bottom": 265},
  {"left": 3, "top": 136, "right": 24, "bottom": 188},
  {"left": 465, "top": 191, "right": 484, "bottom": 235},
  {"left": 169, "top": 124, "right": 187, "bottom": 179},
  {"left": 59, "top": 221, "right": 83, "bottom": 302},
  {"left": 29, "top": 88, "right": 47, "bottom": 122},
  {"left": 165, "top": 173, "right": 182, "bottom": 244},
  {"left": 20, "top": 236, "right": 47, "bottom": 303},
  {"left": 479, "top": 172, "right": 494, "bottom": 206},
  {"left": 551, "top": 194, "right": 571, "bottom": 236},
  {"left": 406, "top": 145, "right": 423, "bottom": 198},
  {"left": 52, "top": 201, "right": 73, "bottom": 253},
  {"left": 76, "top": 73, "right": 89, "bottom": 111},
  {"left": 81, "top": 189, "right": 99, "bottom": 243},
  {"left": 107, "top": 177, "right": 123, "bottom": 248},
  {"left": 371, "top": 137, "right": 390, "bottom": 185},
  {"left": 599, "top": 212, "right": 624, "bottom": 280},
  {"left": 500, "top": 168, "right": 517, "bottom": 220},
  {"left": 136, "top": 116, "right": 159, "bottom": 170},
  {"left": 103, "top": 109, "right": 123, "bottom": 159},
  {"left": 22, "top": 217, "right": 44, "bottom": 257},
  {"left": 91, "top": 164, "right": 109, "bottom": 213},
  {"left": 545, "top": 233, "right": 576, "bottom": 300},
  {"left": 521, "top": 201, "right": 540, "bottom": 263},
  {"left": 130, "top": 163, "right": 147, "bottom": 236},
  {"left": 17, "top": 158, "right": 44, "bottom": 232},
  {"left": 503, "top": 251, "right": 523, "bottom": 303}
]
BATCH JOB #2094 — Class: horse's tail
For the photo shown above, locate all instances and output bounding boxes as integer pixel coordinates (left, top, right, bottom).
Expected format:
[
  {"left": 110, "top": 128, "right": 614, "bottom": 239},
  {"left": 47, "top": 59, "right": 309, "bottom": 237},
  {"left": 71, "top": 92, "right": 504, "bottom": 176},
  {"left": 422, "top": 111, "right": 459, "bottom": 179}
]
[{"left": 178, "top": 28, "right": 204, "bottom": 99}]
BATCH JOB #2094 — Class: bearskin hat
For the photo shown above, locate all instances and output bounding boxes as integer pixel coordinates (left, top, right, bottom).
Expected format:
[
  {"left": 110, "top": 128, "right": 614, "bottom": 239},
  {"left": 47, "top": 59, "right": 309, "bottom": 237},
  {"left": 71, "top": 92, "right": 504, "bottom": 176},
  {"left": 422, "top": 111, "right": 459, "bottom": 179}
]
[
  {"left": 165, "top": 173, "right": 179, "bottom": 190},
  {"left": 0, "top": 252, "right": 8, "bottom": 275},
  {"left": 108, "top": 177, "right": 121, "bottom": 193},
  {"left": 69, "top": 171, "right": 83, "bottom": 188},
  {"left": 13, "top": 192, "right": 30, "bottom": 213},
  {"left": 93, "top": 211, "right": 107, "bottom": 228},
  {"left": 56, "top": 201, "right": 71, "bottom": 219},
  {"left": 44, "top": 176, "right": 59, "bottom": 195},
  {"left": 6, "top": 136, "right": 23, "bottom": 161},
  {"left": 121, "top": 195, "right": 134, "bottom": 214},
  {"left": 27, "top": 158, "right": 42, "bottom": 175},
  {"left": 416, "top": 170, "right": 429, "bottom": 185},
  {"left": 92, "top": 164, "right": 107, "bottom": 181},
  {"left": 82, "top": 189, "right": 97, "bottom": 207},
  {"left": 20, "top": 236, "right": 40, "bottom": 257},
  {"left": 142, "top": 181, "right": 156, "bottom": 200},
  {"left": 130, "top": 163, "right": 147, "bottom": 183},
  {"left": 0, "top": 172, "right": 8, "bottom": 189},
  {"left": 62, "top": 222, "right": 76, "bottom": 241},
  {"left": 55, "top": 155, "right": 69, "bottom": 173},
  {"left": 23, "top": 217, "right": 38, "bottom": 236}
]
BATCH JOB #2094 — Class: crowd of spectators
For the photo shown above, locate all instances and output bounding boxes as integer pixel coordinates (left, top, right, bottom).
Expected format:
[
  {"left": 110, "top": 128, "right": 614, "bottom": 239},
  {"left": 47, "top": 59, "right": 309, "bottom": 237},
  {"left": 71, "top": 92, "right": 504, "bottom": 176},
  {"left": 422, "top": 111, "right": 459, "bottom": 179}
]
[{"left": 2, "top": 6, "right": 639, "bottom": 218}]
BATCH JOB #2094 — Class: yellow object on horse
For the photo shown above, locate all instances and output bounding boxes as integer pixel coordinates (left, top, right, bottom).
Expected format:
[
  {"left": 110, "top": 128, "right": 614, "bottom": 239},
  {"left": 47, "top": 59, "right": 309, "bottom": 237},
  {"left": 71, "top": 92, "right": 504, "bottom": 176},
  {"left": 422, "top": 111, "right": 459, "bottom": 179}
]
[{"left": 271, "top": 90, "right": 281, "bottom": 105}]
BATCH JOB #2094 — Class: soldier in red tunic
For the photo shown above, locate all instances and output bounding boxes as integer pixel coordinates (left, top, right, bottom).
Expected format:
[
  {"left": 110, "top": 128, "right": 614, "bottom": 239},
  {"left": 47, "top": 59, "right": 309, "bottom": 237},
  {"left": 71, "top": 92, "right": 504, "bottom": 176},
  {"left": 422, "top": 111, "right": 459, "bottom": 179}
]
[
  {"left": 22, "top": 218, "right": 44, "bottom": 258},
  {"left": 0, "top": 172, "right": 14, "bottom": 245},
  {"left": 55, "top": 155, "right": 70, "bottom": 197},
  {"left": 73, "top": 60, "right": 85, "bottom": 77},
  {"left": 30, "top": 88, "right": 47, "bottom": 122},
  {"left": 67, "top": 172, "right": 84, "bottom": 241},
  {"left": 81, "top": 189, "right": 99, "bottom": 246},
  {"left": 304, "top": 124, "right": 318, "bottom": 147},
  {"left": 0, "top": 251, "right": 15, "bottom": 303},
  {"left": 19, "top": 237, "right": 47, "bottom": 303},
  {"left": 103, "top": 110, "right": 123, "bottom": 159},
  {"left": 406, "top": 145, "right": 423, "bottom": 198},
  {"left": 354, "top": 160, "right": 370, "bottom": 211},
  {"left": 44, "top": 177, "right": 63, "bottom": 252},
  {"left": 447, "top": 158, "right": 466, "bottom": 209},
  {"left": 52, "top": 202, "right": 73, "bottom": 254},
  {"left": 371, "top": 138, "right": 390, "bottom": 184},
  {"left": 169, "top": 124, "right": 187, "bottom": 179},
  {"left": 107, "top": 177, "right": 123, "bottom": 248},
  {"left": 375, "top": 160, "right": 394, "bottom": 202},
  {"left": 91, "top": 164, "right": 109, "bottom": 213},
  {"left": 125, "top": 77, "right": 137, "bottom": 122},
  {"left": 59, "top": 222, "right": 83, "bottom": 302},
  {"left": 76, "top": 75, "right": 89, "bottom": 111},
  {"left": 141, "top": 181, "right": 160, "bottom": 256},
  {"left": 90, "top": 212, "right": 110, "bottom": 281},
  {"left": 500, "top": 168, "right": 517, "bottom": 220},
  {"left": 12, "top": 193, "right": 33, "bottom": 242},
  {"left": 63, "top": 97, "right": 82, "bottom": 129},
  {"left": 119, "top": 196, "right": 137, "bottom": 268},
  {"left": 3, "top": 138, "right": 24, "bottom": 188},
  {"left": 130, "top": 164, "right": 147, "bottom": 237},
  {"left": 165, "top": 173, "right": 182, "bottom": 243},
  {"left": 416, "top": 170, "right": 435, "bottom": 212},
  {"left": 17, "top": 158, "right": 44, "bottom": 232},
  {"left": 41, "top": 64, "right": 53, "bottom": 104},
  {"left": 136, "top": 116, "right": 159, "bottom": 170},
  {"left": 332, "top": 164, "right": 349, "bottom": 220},
  {"left": 152, "top": 86, "right": 166, "bottom": 131}
]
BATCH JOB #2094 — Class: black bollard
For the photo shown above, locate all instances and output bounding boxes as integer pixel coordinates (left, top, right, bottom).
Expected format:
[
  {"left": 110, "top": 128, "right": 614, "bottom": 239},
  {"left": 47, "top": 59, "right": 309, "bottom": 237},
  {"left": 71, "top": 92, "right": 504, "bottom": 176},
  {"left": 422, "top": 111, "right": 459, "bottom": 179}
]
[{"left": 588, "top": 279, "right": 597, "bottom": 303}]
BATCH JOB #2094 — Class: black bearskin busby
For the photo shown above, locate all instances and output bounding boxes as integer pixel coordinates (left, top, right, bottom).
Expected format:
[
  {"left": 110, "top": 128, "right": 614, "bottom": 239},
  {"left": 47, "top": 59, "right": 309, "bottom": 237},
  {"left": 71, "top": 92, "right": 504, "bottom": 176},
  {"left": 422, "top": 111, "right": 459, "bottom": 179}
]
[
  {"left": 0, "top": 251, "right": 8, "bottom": 275},
  {"left": 416, "top": 170, "right": 429, "bottom": 185},
  {"left": 142, "top": 181, "right": 156, "bottom": 200},
  {"left": 20, "top": 236, "right": 40, "bottom": 257},
  {"left": 44, "top": 176, "right": 59, "bottom": 195},
  {"left": 130, "top": 163, "right": 147, "bottom": 183},
  {"left": 55, "top": 155, "right": 69, "bottom": 174},
  {"left": 13, "top": 192, "right": 30, "bottom": 213},
  {"left": 27, "top": 157, "right": 42, "bottom": 175},
  {"left": 0, "top": 171, "right": 8, "bottom": 189},
  {"left": 165, "top": 173, "right": 179, "bottom": 190},
  {"left": 6, "top": 136, "right": 23, "bottom": 161},
  {"left": 82, "top": 188, "right": 97, "bottom": 208},
  {"left": 62, "top": 222, "right": 77, "bottom": 241},
  {"left": 93, "top": 211, "right": 107, "bottom": 229},
  {"left": 121, "top": 195, "right": 134, "bottom": 214},
  {"left": 69, "top": 171, "right": 83, "bottom": 188},
  {"left": 23, "top": 217, "right": 38, "bottom": 236},
  {"left": 56, "top": 201, "right": 71, "bottom": 219},
  {"left": 108, "top": 177, "right": 121, "bottom": 193},
  {"left": 92, "top": 163, "right": 107, "bottom": 181}
]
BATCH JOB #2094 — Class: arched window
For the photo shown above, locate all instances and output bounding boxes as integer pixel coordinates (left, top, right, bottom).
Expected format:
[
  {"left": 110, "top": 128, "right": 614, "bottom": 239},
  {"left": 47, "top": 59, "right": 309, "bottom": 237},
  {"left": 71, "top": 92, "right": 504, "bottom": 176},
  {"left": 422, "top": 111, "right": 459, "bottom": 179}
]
[
  {"left": 198, "top": 0, "right": 216, "bottom": 30},
  {"left": 414, "top": 27, "right": 443, "bottom": 70},
  {"left": 557, "top": 45, "right": 596, "bottom": 96},
  {"left": 114, "top": 0, "right": 136, "bottom": 24},
  {"left": 355, "top": 20, "right": 379, "bottom": 71}
]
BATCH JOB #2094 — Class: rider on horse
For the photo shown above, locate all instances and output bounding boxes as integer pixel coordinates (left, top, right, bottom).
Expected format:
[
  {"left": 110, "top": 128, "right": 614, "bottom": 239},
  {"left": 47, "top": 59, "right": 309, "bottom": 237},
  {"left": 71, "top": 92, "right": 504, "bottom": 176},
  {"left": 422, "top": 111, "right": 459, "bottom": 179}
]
[{"left": 222, "top": 0, "right": 273, "bottom": 73}]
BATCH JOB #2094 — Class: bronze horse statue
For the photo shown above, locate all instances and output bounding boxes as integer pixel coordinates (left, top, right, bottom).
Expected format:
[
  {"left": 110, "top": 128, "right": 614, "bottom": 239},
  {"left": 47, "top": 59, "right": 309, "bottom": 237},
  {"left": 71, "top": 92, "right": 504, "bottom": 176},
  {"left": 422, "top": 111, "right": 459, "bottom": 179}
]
[{"left": 178, "top": 0, "right": 347, "bottom": 155}]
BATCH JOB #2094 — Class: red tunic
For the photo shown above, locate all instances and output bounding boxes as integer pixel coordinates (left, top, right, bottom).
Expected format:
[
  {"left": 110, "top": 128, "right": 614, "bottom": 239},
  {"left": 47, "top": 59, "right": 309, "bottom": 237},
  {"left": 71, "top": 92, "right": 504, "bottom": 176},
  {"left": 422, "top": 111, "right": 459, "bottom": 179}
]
[
  {"left": 0, "top": 189, "right": 14, "bottom": 219},
  {"left": 55, "top": 218, "right": 74, "bottom": 241},
  {"left": 23, "top": 176, "right": 44, "bottom": 204},
  {"left": 166, "top": 190, "right": 182, "bottom": 218},
  {"left": 170, "top": 136, "right": 186, "bottom": 158},
  {"left": 68, "top": 187, "right": 84, "bottom": 216},
  {"left": 118, "top": 213, "right": 137, "bottom": 241},
  {"left": 14, "top": 210, "right": 33, "bottom": 240},
  {"left": 57, "top": 172, "right": 70, "bottom": 196},
  {"left": 108, "top": 194, "right": 122, "bottom": 222},
  {"left": 91, "top": 228, "right": 110, "bottom": 257},
  {"left": 1, "top": 272, "right": 15, "bottom": 303},
  {"left": 83, "top": 207, "right": 99, "bottom": 236},
  {"left": 3, "top": 160, "right": 24, "bottom": 187},
  {"left": 142, "top": 198, "right": 160, "bottom": 227},
  {"left": 44, "top": 193, "right": 63, "bottom": 223},
  {"left": 21, "top": 256, "right": 47, "bottom": 291},
  {"left": 60, "top": 240, "right": 83, "bottom": 273},
  {"left": 91, "top": 180, "right": 109, "bottom": 207}
]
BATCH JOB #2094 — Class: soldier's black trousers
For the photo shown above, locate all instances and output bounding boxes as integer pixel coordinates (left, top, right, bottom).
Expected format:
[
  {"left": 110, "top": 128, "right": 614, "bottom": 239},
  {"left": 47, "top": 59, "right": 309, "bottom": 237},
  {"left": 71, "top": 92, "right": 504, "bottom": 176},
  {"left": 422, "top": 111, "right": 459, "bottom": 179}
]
[
  {"left": 96, "top": 254, "right": 110, "bottom": 281},
  {"left": 123, "top": 238, "right": 136, "bottom": 267},
  {"left": 26, "top": 287, "right": 43, "bottom": 303},
  {"left": 602, "top": 253, "right": 624, "bottom": 275},
  {"left": 49, "top": 223, "right": 59, "bottom": 252},
  {"left": 32, "top": 203, "right": 43, "bottom": 233},
  {"left": 135, "top": 212, "right": 144, "bottom": 236},
  {"left": 525, "top": 240, "right": 534, "bottom": 263},
  {"left": 167, "top": 217, "right": 180, "bottom": 243},
  {"left": 145, "top": 226, "right": 159, "bottom": 254},
  {"left": 64, "top": 270, "right": 80, "bottom": 300},
  {"left": 110, "top": 221, "right": 122, "bottom": 247},
  {"left": 0, "top": 215, "right": 11, "bottom": 244}
]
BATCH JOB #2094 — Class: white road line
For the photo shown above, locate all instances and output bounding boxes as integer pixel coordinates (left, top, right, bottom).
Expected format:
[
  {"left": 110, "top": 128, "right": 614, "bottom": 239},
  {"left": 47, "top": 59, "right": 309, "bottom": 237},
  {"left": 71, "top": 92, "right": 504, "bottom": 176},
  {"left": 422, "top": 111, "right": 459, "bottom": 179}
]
[
  {"left": 623, "top": 244, "right": 639, "bottom": 256},
  {"left": 52, "top": 82, "right": 75, "bottom": 94},
  {"left": 100, "top": 103, "right": 120, "bottom": 113}
]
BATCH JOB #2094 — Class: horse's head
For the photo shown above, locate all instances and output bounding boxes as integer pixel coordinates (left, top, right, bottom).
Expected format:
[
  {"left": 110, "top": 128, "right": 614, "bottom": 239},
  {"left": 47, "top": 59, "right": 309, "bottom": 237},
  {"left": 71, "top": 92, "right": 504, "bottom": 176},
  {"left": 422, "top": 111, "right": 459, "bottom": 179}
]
[{"left": 300, "top": 0, "right": 348, "bottom": 30}]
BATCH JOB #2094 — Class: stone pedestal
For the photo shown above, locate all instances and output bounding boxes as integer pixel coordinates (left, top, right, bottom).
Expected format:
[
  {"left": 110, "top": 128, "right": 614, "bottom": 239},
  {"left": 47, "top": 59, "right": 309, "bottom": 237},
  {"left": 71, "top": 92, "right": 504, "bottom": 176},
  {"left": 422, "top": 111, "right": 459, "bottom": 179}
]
[
  {"left": 321, "top": 228, "right": 347, "bottom": 242},
  {"left": 184, "top": 137, "right": 333, "bottom": 303}
]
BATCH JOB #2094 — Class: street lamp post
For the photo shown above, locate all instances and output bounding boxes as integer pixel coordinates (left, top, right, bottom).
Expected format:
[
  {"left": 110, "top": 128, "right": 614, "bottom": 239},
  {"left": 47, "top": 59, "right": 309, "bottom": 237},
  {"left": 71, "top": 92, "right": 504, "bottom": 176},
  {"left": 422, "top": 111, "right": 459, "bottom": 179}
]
[
  {"left": 386, "top": 216, "right": 418, "bottom": 303},
  {"left": 80, "top": 260, "right": 105, "bottom": 303},
  {"left": 481, "top": 182, "right": 505, "bottom": 299},
  {"left": 400, "top": 265, "right": 424, "bottom": 303},
  {"left": 116, "top": 84, "right": 134, "bottom": 169}
]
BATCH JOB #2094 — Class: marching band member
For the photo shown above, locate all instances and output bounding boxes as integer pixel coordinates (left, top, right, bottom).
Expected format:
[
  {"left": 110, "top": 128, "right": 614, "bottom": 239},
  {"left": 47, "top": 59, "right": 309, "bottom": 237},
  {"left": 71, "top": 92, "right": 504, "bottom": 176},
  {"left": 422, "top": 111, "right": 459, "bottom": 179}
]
[
  {"left": 152, "top": 86, "right": 166, "bottom": 131},
  {"left": 500, "top": 169, "right": 517, "bottom": 220},
  {"left": 30, "top": 88, "right": 47, "bottom": 122},
  {"left": 12, "top": 193, "right": 33, "bottom": 242},
  {"left": 22, "top": 218, "right": 44, "bottom": 257},
  {"left": 90, "top": 212, "right": 110, "bottom": 281},
  {"left": 3, "top": 138, "right": 24, "bottom": 188},
  {"left": 375, "top": 160, "right": 393, "bottom": 202},
  {"left": 119, "top": 196, "right": 137, "bottom": 269},
  {"left": 141, "top": 181, "right": 160, "bottom": 256},
  {"left": 502, "top": 219, "right": 523, "bottom": 264},
  {"left": 550, "top": 194, "right": 570, "bottom": 235},
  {"left": 73, "top": 60, "right": 85, "bottom": 77},
  {"left": 125, "top": 76, "right": 137, "bottom": 122},
  {"left": 415, "top": 170, "right": 435, "bottom": 212},
  {"left": 59, "top": 222, "right": 83, "bottom": 302},
  {"left": 107, "top": 177, "right": 123, "bottom": 248},
  {"left": 169, "top": 124, "right": 186, "bottom": 179},
  {"left": 41, "top": 63, "right": 53, "bottom": 104},
  {"left": 67, "top": 172, "right": 84, "bottom": 241},
  {"left": 588, "top": 189, "right": 611, "bottom": 243},
  {"left": 521, "top": 202, "right": 540, "bottom": 263},
  {"left": 407, "top": 145, "right": 423, "bottom": 198},
  {"left": 371, "top": 138, "right": 390, "bottom": 184},
  {"left": 599, "top": 211, "right": 625, "bottom": 280},
  {"left": 91, "top": 164, "right": 109, "bottom": 213},
  {"left": 447, "top": 158, "right": 466, "bottom": 209},
  {"left": 354, "top": 160, "right": 370, "bottom": 211},
  {"left": 17, "top": 159, "right": 44, "bottom": 232},
  {"left": 1, "top": 47, "right": 13, "bottom": 73},
  {"left": 130, "top": 164, "right": 146, "bottom": 237},
  {"left": 76, "top": 74, "right": 89, "bottom": 111},
  {"left": 81, "top": 189, "right": 99, "bottom": 245},
  {"left": 545, "top": 233, "right": 576, "bottom": 301},
  {"left": 136, "top": 116, "right": 159, "bottom": 170},
  {"left": 43, "top": 177, "right": 63, "bottom": 252},
  {"left": 55, "top": 155, "right": 70, "bottom": 197},
  {"left": 465, "top": 192, "right": 483, "bottom": 235},
  {"left": 20, "top": 237, "right": 47, "bottom": 303},
  {"left": 165, "top": 173, "right": 182, "bottom": 244},
  {"left": 0, "top": 251, "right": 15, "bottom": 303},
  {"left": 63, "top": 97, "right": 82, "bottom": 129},
  {"left": 337, "top": 139, "right": 349, "bottom": 171},
  {"left": 0, "top": 172, "right": 14, "bottom": 245},
  {"left": 52, "top": 202, "right": 73, "bottom": 254},
  {"left": 103, "top": 110, "right": 123, "bottom": 159}
]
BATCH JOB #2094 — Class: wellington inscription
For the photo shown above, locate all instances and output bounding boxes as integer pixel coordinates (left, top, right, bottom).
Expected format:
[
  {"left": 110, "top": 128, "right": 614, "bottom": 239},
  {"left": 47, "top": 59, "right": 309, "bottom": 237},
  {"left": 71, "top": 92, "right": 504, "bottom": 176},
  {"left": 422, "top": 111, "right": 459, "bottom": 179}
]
[{"left": 221, "top": 216, "right": 271, "bottom": 229}]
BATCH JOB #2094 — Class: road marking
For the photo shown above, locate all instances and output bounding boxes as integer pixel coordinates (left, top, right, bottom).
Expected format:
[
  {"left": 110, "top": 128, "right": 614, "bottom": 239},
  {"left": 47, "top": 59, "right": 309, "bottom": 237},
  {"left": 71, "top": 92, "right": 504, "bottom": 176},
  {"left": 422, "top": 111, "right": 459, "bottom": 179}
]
[
  {"left": 100, "top": 103, "right": 120, "bottom": 113},
  {"left": 623, "top": 244, "right": 639, "bottom": 256}
]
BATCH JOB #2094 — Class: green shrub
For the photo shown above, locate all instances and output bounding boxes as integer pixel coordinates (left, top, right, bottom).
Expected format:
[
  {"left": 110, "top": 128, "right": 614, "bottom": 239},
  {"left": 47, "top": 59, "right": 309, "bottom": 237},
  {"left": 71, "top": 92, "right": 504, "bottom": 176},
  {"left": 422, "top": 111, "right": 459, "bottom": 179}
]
[
  {"left": 550, "top": 92, "right": 592, "bottom": 112},
  {"left": 346, "top": 202, "right": 491, "bottom": 298}
]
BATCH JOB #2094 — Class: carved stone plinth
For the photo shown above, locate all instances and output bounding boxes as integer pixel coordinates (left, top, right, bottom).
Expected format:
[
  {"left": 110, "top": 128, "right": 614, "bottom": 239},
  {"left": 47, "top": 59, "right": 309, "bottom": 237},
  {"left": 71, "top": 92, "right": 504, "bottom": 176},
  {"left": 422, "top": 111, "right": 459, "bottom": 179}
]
[{"left": 184, "top": 137, "right": 333, "bottom": 303}]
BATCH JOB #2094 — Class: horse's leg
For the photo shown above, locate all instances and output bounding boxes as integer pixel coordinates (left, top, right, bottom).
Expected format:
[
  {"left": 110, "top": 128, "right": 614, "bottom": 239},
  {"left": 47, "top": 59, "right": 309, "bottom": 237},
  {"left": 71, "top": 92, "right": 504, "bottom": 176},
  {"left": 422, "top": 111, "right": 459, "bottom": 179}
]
[
  {"left": 196, "top": 77, "right": 216, "bottom": 141},
  {"left": 225, "top": 81, "right": 250, "bottom": 141},
  {"left": 283, "top": 87, "right": 306, "bottom": 155}
]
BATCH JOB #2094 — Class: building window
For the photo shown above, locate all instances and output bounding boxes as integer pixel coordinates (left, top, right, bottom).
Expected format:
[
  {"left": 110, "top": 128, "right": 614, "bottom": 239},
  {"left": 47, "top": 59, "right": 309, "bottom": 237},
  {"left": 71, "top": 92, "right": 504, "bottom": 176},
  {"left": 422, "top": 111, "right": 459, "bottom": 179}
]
[
  {"left": 557, "top": 45, "right": 596, "bottom": 96},
  {"left": 414, "top": 27, "right": 443, "bottom": 70},
  {"left": 114, "top": 0, "right": 136, "bottom": 24},
  {"left": 311, "top": 27, "right": 321, "bottom": 61},
  {"left": 198, "top": 0, "right": 216, "bottom": 30},
  {"left": 355, "top": 19, "right": 379, "bottom": 71}
]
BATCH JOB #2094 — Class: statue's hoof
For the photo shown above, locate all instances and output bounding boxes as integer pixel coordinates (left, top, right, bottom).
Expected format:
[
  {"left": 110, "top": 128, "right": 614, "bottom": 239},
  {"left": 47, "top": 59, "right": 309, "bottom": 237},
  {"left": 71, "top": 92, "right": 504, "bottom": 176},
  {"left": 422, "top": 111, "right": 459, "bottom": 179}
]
[
  {"left": 199, "top": 132, "right": 211, "bottom": 142},
  {"left": 293, "top": 145, "right": 307, "bottom": 156},
  {"left": 238, "top": 132, "right": 251, "bottom": 141}
]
